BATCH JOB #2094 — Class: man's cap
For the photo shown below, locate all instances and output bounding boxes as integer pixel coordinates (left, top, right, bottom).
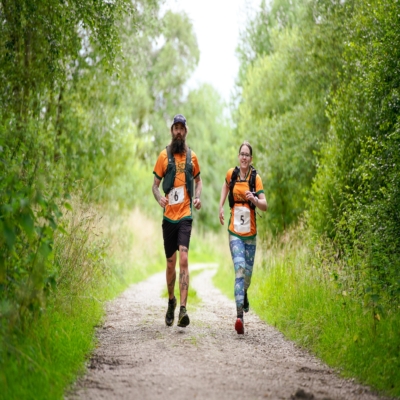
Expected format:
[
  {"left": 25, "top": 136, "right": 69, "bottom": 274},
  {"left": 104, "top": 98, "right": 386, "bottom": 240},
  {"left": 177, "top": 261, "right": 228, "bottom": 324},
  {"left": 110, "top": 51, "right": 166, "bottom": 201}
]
[{"left": 171, "top": 114, "right": 186, "bottom": 127}]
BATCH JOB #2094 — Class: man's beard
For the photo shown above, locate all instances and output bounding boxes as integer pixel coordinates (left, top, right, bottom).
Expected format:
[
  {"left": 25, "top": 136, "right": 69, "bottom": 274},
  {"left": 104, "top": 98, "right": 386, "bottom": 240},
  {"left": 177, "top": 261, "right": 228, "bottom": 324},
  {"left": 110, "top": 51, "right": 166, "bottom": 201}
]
[{"left": 170, "top": 136, "right": 186, "bottom": 154}]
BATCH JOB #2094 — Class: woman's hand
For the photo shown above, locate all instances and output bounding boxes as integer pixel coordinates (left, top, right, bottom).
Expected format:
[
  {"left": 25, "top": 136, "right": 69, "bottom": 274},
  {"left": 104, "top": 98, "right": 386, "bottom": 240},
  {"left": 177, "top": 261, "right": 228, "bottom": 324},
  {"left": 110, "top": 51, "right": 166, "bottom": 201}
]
[
  {"left": 245, "top": 190, "right": 258, "bottom": 207},
  {"left": 219, "top": 206, "right": 225, "bottom": 225}
]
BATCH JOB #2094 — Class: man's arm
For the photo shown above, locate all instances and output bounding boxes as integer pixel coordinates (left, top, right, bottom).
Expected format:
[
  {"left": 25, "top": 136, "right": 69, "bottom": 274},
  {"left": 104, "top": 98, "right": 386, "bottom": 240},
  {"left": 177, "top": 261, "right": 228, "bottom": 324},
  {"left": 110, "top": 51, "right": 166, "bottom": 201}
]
[
  {"left": 192, "top": 176, "right": 202, "bottom": 210},
  {"left": 152, "top": 176, "right": 168, "bottom": 208}
]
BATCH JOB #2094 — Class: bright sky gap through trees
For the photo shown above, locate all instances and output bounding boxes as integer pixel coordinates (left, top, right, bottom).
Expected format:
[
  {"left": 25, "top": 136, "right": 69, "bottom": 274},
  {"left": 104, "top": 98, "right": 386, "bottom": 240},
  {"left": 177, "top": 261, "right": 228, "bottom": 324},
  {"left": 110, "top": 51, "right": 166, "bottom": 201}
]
[{"left": 162, "top": 0, "right": 261, "bottom": 104}]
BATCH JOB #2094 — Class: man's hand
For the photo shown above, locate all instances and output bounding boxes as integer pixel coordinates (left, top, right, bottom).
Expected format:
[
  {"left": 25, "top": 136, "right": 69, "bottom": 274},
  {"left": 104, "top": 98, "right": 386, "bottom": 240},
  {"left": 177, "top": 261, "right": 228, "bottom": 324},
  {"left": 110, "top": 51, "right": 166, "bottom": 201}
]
[
  {"left": 193, "top": 197, "right": 201, "bottom": 210},
  {"left": 193, "top": 177, "right": 202, "bottom": 210},
  {"left": 159, "top": 196, "right": 168, "bottom": 208},
  {"left": 153, "top": 176, "right": 168, "bottom": 207}
]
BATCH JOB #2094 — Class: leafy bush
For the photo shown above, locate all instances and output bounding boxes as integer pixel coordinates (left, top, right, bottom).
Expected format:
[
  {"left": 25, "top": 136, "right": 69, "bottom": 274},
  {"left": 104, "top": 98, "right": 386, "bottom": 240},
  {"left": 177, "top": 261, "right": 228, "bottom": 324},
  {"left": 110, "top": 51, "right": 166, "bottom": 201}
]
[{"left": 309, "top": 0, "right": 400, "bottom": 299}]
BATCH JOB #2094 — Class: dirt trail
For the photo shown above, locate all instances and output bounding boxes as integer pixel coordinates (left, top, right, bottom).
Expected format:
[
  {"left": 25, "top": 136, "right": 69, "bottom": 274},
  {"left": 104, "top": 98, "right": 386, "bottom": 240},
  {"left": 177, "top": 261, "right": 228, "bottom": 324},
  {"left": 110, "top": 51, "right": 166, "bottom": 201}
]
[{"left": 68, "top": 263, "right": 387, "bottom": 400}]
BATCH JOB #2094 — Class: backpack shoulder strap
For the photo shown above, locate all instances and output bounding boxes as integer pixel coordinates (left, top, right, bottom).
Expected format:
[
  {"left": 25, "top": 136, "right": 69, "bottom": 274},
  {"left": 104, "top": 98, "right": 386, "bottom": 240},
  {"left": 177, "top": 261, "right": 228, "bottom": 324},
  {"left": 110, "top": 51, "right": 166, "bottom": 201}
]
[
  {"left": 249, "top": 166, "right": 257, "bottom": 210},
  {"left": 185, "top": 147, "right": 193, "bottom": 198},
  {"left": 231, "top": 166, "right": 240, "bottom": 185},
  {"left": 166, "top": 145, "right": 174, "bottom": 165},
  {"left": 249, "top": 166, "right": 257, "bottom": 192},
  {"left": 162, "top": 145, "right": 176, "bottom": 195},
  {"left": 228, "top": 167, "right": 240, "bottom": 208}
]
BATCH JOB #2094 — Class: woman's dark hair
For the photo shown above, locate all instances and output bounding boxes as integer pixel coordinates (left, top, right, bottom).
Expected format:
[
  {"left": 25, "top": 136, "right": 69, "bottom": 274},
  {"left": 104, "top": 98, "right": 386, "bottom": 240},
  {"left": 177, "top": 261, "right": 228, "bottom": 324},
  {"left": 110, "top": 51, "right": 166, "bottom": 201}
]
[{"left": 239, "top": 141, "right": 252, "bottom": 156}]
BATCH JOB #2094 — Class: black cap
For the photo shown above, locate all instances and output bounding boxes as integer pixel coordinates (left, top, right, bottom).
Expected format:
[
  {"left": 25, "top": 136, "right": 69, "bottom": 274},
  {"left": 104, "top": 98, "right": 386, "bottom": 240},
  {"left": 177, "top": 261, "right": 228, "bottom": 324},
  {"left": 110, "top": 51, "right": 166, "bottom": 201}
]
[{"left": 171, "top": 114, "right": 186, "bottom": 128}]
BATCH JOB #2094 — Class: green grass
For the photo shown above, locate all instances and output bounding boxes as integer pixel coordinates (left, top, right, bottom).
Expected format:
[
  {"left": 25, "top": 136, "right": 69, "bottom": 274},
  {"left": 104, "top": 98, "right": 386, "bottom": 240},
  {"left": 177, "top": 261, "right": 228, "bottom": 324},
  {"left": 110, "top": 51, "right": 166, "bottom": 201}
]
[
  {"left": 0, "top": 206, "right": 165, "bottom": 400},
  {"left": 1, "top": 294, "right": 104, "bottom": 400},
  {"left": 215, "top": 230, "right": 400, "bottom": 398},
  {"left": 252, "top": 261, "right": 400, "bottom": 397}
]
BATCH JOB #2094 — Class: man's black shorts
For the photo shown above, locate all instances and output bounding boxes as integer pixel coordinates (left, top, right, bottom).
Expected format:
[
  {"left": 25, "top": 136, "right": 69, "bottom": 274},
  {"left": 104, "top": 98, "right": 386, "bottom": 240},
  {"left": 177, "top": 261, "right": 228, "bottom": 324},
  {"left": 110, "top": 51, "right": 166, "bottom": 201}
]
[{"left": 162, "top": 219, "right": 193, "bottom": 258}]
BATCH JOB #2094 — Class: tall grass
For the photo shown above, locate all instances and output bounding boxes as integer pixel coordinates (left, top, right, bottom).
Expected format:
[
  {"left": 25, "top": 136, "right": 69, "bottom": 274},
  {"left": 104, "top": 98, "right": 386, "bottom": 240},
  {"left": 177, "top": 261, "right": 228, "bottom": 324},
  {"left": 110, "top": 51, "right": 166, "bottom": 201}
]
[
  {"left": 213, "top": 227, "right": 400, "bottom": 397},
  {"left": 0, "top": 203, "right": 165, "bottom": 400},
  {"left": 190, "top": 226, "right": 227, "bottom": 264}
]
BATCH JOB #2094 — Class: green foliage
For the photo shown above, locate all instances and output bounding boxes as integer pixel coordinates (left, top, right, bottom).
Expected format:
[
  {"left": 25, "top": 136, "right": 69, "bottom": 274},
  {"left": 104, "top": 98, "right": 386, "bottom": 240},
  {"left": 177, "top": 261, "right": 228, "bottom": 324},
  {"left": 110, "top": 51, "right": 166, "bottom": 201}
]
[
  {"left": 309, "top": 0, "right": 400, "bottom": 298},
  {"left": 0, "top": 0, "right": 132, "bottom": 325},
  {"left": 0, "top": 0, "right": 204, "bottom": 328},
  {"left": 236, "top": 0, "right": 307, "bottom": 89},
  {"left": 180, "top": 84, "right": 236, "bottom": 230},
  {"left": 236, "top": 0, "right": 348, "bottom": 234},
  {"left": 143, "top": 9, "right": 200, "bottom": 152},
  {"left": 236, "top": 0, "right": 399, "bottom": 296}
]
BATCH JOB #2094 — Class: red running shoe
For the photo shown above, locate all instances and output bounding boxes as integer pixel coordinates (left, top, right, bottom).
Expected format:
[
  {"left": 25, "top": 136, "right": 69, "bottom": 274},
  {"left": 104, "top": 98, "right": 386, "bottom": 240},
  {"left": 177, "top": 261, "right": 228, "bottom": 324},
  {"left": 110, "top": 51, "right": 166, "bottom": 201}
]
[{"left": 235, "top": 318, "right": 244, "bottom": 334}]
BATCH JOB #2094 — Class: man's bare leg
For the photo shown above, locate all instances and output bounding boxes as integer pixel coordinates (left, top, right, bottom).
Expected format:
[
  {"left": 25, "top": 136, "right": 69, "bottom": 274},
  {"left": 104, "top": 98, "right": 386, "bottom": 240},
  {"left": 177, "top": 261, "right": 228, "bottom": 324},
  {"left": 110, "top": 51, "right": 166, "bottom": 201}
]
[
  {"left": 176, "top": 245, "right": 190, "bottom": 327},
  {"left": 166, "top": 252, "right": 177, "bottom": 299},
  {"left": 165, "top": 252, "right": 178, "bottom": 327},
  {"left": 178, "top": 245, "right": 189, "bottom": 307}
]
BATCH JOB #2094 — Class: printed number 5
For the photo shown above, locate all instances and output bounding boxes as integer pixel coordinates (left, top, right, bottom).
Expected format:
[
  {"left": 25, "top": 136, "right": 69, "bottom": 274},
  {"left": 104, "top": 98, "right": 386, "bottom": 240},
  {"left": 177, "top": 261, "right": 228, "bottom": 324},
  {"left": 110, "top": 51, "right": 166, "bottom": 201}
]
[{"left": 240, "top": 215, "right": 244, "bottom": 225}]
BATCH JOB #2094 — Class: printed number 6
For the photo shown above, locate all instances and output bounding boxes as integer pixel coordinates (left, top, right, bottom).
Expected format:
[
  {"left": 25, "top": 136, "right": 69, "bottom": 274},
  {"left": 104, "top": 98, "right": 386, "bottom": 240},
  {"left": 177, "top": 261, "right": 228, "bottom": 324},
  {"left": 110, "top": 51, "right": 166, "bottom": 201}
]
[
  {"left": 174, "top": 191, "right": 178, "bottom": 201},
  {"left": 240, "top": 215, "right": 244, "bottom": 225}
]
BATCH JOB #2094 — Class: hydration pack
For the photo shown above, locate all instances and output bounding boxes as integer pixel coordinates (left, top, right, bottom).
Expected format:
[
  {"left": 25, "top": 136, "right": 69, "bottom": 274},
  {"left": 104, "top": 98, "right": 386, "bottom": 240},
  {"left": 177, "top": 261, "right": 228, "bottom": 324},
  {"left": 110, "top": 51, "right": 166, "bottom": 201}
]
[
  {"left": 162, "top": 145, "right": 193, "bottom": 198},
  {"left": 228, "top": 166, "right": 257, "bottom": 209}
]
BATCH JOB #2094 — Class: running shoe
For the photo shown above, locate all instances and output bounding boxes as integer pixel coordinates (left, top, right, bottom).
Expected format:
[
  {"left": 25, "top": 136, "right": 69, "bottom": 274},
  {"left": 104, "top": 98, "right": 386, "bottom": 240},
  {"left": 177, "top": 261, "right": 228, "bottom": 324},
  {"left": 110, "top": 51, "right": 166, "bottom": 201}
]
[
  {"left": 165, "top": 297, "right": 177, "bottom": 327},
  {"left": 235, "top": 317, "right": 244, "bottom": 334},
  {"left": 244, "top": 291, "right": 250, "bottom": 313},
  {"left": 177, "top": 306, "right": 190, "bottom": 327}
]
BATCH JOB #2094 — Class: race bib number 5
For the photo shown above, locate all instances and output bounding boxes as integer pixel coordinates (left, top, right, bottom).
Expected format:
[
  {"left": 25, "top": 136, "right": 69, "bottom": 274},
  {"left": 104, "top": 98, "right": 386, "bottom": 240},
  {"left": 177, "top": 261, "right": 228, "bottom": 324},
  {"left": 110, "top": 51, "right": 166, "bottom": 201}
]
[
  {"left": 168, "top": 186, "right": 184, "bottom": 205},
  {"left": 234, "top": 206, "right": 250, "bottom": 233}
]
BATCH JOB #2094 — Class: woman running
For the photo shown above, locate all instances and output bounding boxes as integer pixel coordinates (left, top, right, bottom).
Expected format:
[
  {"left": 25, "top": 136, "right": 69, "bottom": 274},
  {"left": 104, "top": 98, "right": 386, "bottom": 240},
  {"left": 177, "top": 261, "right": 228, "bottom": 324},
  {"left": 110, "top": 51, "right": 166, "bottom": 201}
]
[{"left": 218, "top": 141, "right": 268, "bottom": 334}]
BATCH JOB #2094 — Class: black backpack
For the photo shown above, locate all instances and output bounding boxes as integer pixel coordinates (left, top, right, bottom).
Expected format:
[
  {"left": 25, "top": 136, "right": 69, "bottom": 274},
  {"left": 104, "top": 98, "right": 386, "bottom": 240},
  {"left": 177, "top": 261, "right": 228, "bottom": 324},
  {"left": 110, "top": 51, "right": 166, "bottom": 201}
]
[
  {"left": 228, "top": 166, "right": 257, "bottom": 209},
  {"left": 162, "top": 145, "right": 193, "bottom": 198}
]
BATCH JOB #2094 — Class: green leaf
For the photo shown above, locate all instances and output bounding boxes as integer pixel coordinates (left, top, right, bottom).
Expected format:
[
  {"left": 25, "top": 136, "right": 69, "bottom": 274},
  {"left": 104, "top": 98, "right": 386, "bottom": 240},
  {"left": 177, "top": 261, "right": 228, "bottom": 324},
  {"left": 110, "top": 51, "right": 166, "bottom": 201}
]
[
  {"left": 2, "top": 223, "right": 16, "bottom": 249},
  {"left": 64, "top": 202, "right": 73, "bottom": 211},
  {"left": 20, "top": 212, "right": 35, "bottom": 239},
  {"left": 57, "top": 225, "right": 69, "bottom": 236}
]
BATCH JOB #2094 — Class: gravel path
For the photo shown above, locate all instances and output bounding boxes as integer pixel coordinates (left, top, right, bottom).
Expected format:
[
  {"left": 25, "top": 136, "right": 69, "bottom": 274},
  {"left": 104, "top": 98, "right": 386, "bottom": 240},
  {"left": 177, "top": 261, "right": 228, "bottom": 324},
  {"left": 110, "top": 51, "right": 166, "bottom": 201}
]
[{"left": 68, "top": 263, "right": 388, "bottom": 400}]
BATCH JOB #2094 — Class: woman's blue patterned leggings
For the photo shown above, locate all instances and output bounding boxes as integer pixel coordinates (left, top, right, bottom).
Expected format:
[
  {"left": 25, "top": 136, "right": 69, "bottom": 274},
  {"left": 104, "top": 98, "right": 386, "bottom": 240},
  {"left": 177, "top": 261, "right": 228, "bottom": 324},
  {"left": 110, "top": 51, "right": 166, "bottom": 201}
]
[{"left": 229, "top": 235, "right": 256, "bottom": 315}]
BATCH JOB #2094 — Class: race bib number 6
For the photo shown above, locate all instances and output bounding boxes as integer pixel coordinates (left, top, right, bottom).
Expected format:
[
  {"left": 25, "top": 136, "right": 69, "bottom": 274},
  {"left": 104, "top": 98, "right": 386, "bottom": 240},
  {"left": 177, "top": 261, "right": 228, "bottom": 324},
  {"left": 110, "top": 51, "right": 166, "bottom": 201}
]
[
  {"left": 234, "top": 206, "right": 250, "bottom": 233},
  {"left": 168, "top": 186, "right": 184, "bottom": 205}
]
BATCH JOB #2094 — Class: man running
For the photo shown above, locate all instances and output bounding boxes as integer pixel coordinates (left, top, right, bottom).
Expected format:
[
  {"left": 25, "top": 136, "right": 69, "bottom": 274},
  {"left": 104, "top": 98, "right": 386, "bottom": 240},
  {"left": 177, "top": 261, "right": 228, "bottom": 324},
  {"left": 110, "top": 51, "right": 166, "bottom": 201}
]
[{"left": 152, "top": 114, "right": 202, "bottom": 327}]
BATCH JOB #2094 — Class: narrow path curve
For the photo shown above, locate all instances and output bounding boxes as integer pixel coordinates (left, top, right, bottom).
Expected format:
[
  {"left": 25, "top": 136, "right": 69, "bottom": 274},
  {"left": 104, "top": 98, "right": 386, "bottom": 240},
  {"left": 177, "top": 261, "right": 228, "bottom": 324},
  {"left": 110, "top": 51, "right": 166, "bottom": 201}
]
[{"left": 68, "top": 264, "right": 387, "bottom": 400}]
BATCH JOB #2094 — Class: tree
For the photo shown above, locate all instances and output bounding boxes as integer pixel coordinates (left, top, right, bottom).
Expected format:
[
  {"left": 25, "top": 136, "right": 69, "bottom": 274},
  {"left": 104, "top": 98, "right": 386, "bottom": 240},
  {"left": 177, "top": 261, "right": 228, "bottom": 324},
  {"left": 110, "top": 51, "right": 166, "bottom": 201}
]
[
  {"left": 236, "top": 0, "right": 349, "bottom": 234},
  {"left": 310, "top": 0, "right": 400, "bottom": 296}
]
